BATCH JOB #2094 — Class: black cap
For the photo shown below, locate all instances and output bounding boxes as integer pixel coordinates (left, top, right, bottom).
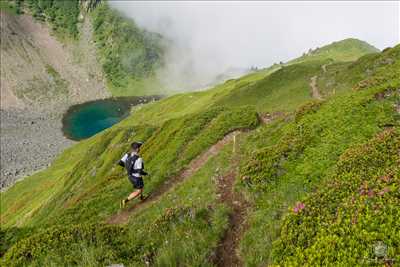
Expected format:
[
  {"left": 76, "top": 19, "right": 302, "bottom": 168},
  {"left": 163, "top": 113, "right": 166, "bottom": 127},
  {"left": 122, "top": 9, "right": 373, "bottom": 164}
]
[{"left": 131, "top": 141, "right": 143, "bottom": 150}]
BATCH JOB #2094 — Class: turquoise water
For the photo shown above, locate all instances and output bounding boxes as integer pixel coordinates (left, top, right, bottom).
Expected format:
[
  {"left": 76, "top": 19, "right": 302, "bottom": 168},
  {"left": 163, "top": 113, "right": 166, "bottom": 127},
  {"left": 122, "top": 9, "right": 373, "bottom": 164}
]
[{"left": 62, "top": 96, "right": 159, "bottom": 141}]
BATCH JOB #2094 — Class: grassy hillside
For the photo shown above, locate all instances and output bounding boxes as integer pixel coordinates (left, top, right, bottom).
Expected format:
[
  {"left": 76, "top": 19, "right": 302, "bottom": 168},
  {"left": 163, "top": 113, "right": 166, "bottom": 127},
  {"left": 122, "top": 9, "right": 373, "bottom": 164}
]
[
  {"left": 127, "top": 38, "right": 379, "bottom": 125},
  {"left": 288, "top": 38, "right": 380, "bottom": 64},
  {"left": 217, "top": 59, "right": 326, "bottom": 112},
  {"left": 1, "top": 42, "right": 398, "bottom": 266}
]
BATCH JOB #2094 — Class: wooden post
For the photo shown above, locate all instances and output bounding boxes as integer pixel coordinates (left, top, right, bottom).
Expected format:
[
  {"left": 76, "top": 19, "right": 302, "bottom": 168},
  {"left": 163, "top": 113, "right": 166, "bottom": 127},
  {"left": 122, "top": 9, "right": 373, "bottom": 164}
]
[{"left": 233, "top": 134, "right": 236, "bottom": 153}]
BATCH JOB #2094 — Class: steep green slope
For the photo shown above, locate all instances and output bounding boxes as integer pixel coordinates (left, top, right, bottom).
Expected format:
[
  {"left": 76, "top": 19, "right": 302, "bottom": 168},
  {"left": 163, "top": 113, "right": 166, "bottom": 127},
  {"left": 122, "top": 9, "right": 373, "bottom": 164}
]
[
  {"left": 123, "top": 70, "right": 265, "bottom": 125},
  {"left": 1, "top": 43, "right": 397, "bottom": 266},
  {"left": 317, "top": 51, "right": 393, "bottom": 96},
  {"left": 218, "top": 59, "right": 326, "bottom": 112}
]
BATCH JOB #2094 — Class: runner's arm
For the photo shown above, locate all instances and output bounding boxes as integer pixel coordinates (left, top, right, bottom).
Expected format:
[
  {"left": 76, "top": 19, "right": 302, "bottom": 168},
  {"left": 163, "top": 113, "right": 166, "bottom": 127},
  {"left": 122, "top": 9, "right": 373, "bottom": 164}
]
[{"left": 118, "top": 153, "right": 128, "bottom": 167}]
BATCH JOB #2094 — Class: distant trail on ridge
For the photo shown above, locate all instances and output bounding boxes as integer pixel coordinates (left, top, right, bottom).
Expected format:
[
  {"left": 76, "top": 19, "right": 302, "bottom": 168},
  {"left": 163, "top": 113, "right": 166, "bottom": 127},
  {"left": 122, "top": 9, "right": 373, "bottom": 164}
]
[
  {"left": 309, "top": 63, "right": 331, "bottom": 100},
  {"left": 310, "top": 75, "right": 323, "bottom": 100}
]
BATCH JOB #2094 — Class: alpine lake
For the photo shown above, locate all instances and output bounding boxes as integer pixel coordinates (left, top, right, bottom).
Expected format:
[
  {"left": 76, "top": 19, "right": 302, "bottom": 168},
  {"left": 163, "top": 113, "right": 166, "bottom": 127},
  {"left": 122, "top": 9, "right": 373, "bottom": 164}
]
[{"left": 62, "top": 96, "right": 161, "bottom": 141}]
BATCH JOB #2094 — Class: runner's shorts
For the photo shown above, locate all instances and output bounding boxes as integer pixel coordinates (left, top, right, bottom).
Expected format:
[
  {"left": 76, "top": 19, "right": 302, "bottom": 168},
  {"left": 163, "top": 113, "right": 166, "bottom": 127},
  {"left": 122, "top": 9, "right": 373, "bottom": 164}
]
[{"left": 128, "top": 175, "right": 144, "bottom": 189}]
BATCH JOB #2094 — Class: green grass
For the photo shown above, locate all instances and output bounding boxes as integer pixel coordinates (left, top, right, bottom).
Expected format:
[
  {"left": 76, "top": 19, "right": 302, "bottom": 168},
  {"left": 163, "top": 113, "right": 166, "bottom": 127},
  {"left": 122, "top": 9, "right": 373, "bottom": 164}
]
[
  {"left": 1, "top": 106, "right": 257, "bottom": 228},
  {"left": 218, "top": 59, "right": 327, "bottom": 113},
  {"left": 317, "top": 48, "right": 398, "bottom": 96},
  {"left": 125, "top": 59, "right": 323, "bottom": 126},
  {"left": 1, "top": 41, "right": 397, "bottom": 266},
  {"left": 124, "top": 70, "right": 268, "bottom": 125},
  {"left": 0, "top": 0, "right": 22, "bottom": 14}
]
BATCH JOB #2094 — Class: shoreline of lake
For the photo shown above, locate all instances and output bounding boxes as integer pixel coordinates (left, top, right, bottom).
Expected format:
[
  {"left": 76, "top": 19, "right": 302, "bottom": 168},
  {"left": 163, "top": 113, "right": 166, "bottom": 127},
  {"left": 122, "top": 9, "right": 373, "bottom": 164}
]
[{"left": 61, "top": 95, "right": 162, "bottom": 141}]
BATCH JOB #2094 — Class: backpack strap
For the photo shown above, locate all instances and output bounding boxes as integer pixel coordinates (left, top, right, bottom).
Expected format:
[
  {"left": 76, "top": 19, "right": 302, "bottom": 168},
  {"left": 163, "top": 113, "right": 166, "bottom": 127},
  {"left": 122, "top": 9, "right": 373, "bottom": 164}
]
[{"left": 125, "top": 154, "right": 139, "bottom": 176}]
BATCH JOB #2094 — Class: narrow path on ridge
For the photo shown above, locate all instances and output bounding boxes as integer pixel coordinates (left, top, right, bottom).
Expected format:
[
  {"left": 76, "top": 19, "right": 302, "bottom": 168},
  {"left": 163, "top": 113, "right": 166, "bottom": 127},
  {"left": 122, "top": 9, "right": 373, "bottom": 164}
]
[
  {"left": 310, "top": 75, "right": 323, "bottom": 100},
  {"left": 309, "top": 63, "right": 331, "bottom": 100},
  {"left": 322, "top": 63, "right": 328, "bottom": 73},
  {"left": 106, "top": 130, "right": 243, "bottom": 225}
]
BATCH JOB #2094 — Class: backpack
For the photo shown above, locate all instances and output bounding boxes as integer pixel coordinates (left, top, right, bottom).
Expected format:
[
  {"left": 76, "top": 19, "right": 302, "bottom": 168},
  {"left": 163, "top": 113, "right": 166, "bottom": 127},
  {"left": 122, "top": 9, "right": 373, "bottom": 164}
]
[{"left": 125, "top": 154, "right": 139, "bottom": 176}]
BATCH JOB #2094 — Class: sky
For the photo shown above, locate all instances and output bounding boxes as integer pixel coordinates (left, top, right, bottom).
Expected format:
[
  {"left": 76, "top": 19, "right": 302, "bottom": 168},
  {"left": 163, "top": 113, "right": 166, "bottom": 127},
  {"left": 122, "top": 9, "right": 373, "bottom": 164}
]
[{"left": 111, "top": 1, "right": 399, "bottom": 90}]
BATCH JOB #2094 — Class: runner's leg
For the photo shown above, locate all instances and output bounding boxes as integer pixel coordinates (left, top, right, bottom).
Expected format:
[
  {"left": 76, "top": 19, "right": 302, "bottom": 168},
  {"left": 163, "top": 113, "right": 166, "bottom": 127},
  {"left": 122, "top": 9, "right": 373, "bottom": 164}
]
[{"left": 127, "top": 189, "right": 143, "bottom": 201}]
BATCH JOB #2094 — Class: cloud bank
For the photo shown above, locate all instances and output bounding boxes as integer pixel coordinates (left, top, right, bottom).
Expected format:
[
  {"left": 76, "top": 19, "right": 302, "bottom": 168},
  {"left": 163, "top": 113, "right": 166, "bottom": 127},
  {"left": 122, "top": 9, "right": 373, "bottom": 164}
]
[{"left": 110, "top": 1, "right": 399, "bottom": 91}]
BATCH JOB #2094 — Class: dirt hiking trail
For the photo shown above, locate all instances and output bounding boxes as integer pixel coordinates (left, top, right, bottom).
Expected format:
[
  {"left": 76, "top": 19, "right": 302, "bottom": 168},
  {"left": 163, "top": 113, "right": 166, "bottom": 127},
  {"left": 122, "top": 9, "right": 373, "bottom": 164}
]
[
  {"left": 309, "top": 63, "right": 332, "bottom": 100},
  {"left": 322, "top": 63, "right": 329, "bottom": 73},
  {"left": 310, "top": 76, "right": 323, "bottom": 100},
  {"left": 212, "top": 112, "right": 284, "bottom": 266},
  {"left": 213, "top": 155, "right": 249, "bottom": 267},
  {"left": 106, "top": 130, "right": 242, "bottom": 225}
]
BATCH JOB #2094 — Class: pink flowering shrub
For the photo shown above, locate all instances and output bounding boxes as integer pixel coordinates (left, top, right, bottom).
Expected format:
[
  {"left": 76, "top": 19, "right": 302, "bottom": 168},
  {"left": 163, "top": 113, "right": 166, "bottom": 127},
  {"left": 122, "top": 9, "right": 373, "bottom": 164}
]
[
  {"left": 293, "top": 202, "right": 305, "bottom": 213},
  {"left": 272, "top": 129, "right": 400, "bottom": 266}
]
